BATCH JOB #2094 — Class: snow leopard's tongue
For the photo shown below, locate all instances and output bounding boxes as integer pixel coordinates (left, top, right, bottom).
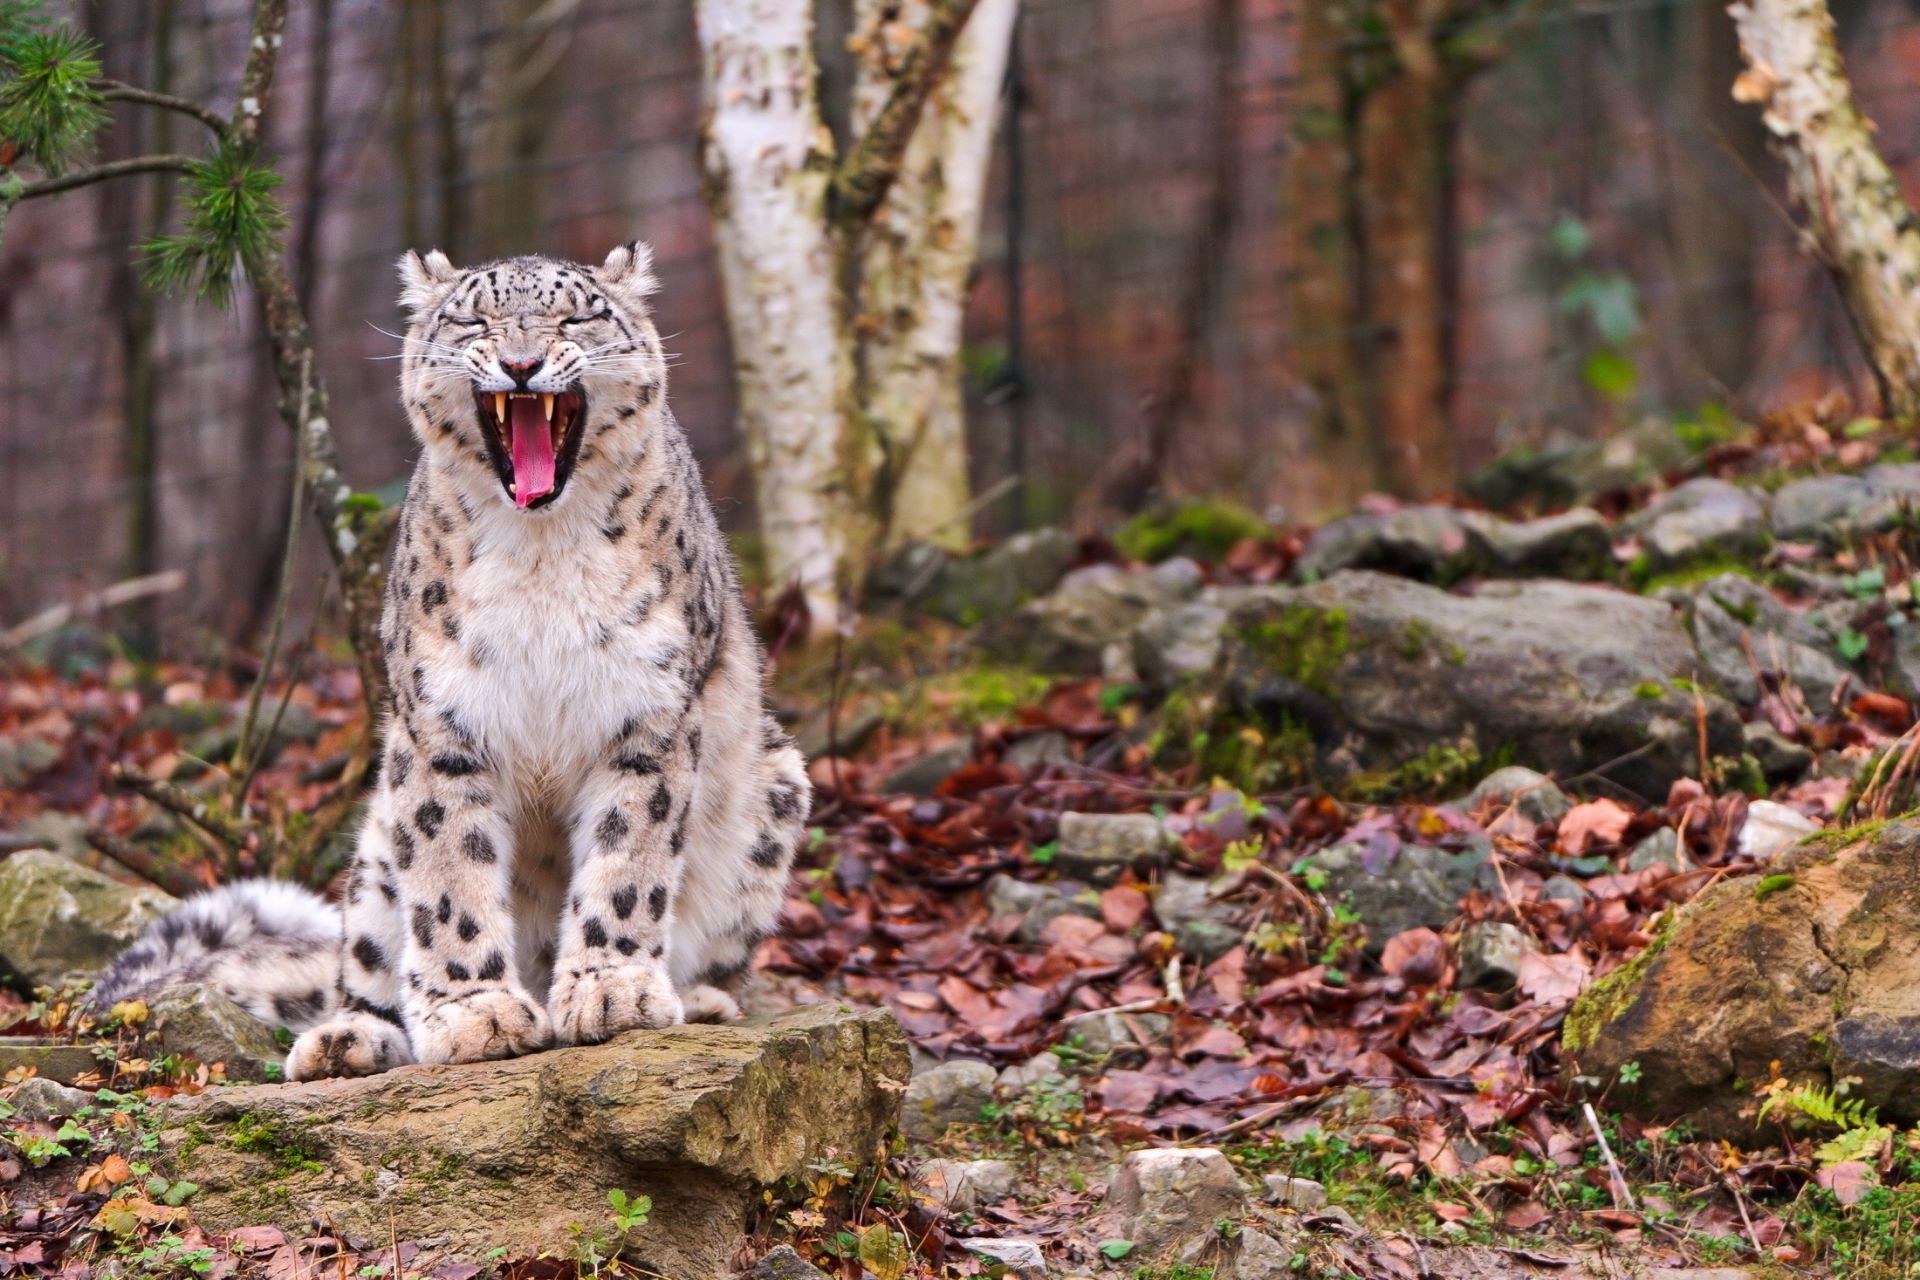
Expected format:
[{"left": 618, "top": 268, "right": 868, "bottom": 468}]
[{"left": 508, "top": 396, "right": 555, "bottom": 509}]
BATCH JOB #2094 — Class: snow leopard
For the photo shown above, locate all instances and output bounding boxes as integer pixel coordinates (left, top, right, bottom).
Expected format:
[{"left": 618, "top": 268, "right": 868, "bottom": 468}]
[{"left": 94, "top": 244, "right": 811, "bottom": 1080}]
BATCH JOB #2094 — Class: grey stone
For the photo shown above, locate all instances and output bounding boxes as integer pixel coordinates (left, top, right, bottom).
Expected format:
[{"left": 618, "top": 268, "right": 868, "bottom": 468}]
[
  {"left": 1303, "top": 839, "right": 1483, "bottom": 954},
  {"left": 1541, "top": 875, "right": 1588, "bottom": 906},
  {"left": 1134, "top": 600, "right": 1231, "bottom": 688},
  {"left": 793, "top": 705, "right": 883, "bottom": 762},
  {"left": 1478, "top": 508, "right": 1613, "bottom": 579},
  {"left": 882, "top": 739, "right": 974, "bottom": 796},
  {"left": 1107, "top": 1147, "right": 1247, "bottom": 1259},
  {"left": 1464, "top": 765, "right": 1571, "bottom": 824},
  {"left": 985, "top": 875, "right": 1101, "bottom": 945},
  {"left": 1261, "top": 1174, "right": 1327, "bottom": 1211},
  {"left": 1463, "top": 419, "right": 1691, "bottom": 511},
  {"left": 1770, "top": 474, "right": 1880, "bottom": 543},
  {"left": 1743, "top": 722, "right": 1814, "bottom": 782},
  {"left": 1457, "top": 922, "right": 1534, "bottom": 991},
  {"left": 913, "top": 1158, "right": 1019, "bottom": 1211},
  {"left": 1054, "top": 812, "right": 1174, "bottom": 884},
  {"left": 1890, "top": 623, "right": 1920, "bottom": 703},
  {"left": 11, "top": 812, "right": 89, "bottom": 862},
  {"left": 1681, "top": 574, "right": 1852, "bottom": 708},
  {"left": 0, "top": 849, "right": 176, "bottom": 988},
  {"left": 1155, "top": 872, "right": 1241, "bottom": 961},
  {"left": 6, "top": 1076, "right": 93, "bottom": 1122},
  {"left": 999, "top": 1051, "right": 1067, "bottom": 1092},
  {"left": 1206, "top": 572, "right": 1741, "bottom": 798},
  {"left": 902, "top": 1059, "right": 997, "bottom": 1140},
  {"left": 1625, "top": 478, "right": 1769, "bottom": 572},
  {"left": 0, "top": 737, "right": 61, "bottom": 789},
  {"left": 958, "top": 1237, "right": 1046, "bottom": 1275},
  {"left": 1295, "top": 506, "right": 1486, "bottom": 583},
  {"left": 931, "top": 529, "right": 1079, "bottom": 624},
  {"left": 1065, "top": 1010, "right": 1171, "bottom": 1060},
  {"left": 746, "top": 1244, "right": 833, "bottom": 1280},
  {"left": 1738, "top": 800, "right": 1820, "bottom": 861},
  {"left": 1627, "top": 828, "right": 1690, "bottom": 873},
  {"left": 1232, "top": 1228, "right": 1299, "bottom": 1279},
  {"left": 980, "top": 562, "right": 1203, "bottom": 675},
  {"left": 1005, "top": 731, "right": 1073, "bottom": 769},
  {"left": 145, "top": 985, "right": 287, "bottom": 1082}
]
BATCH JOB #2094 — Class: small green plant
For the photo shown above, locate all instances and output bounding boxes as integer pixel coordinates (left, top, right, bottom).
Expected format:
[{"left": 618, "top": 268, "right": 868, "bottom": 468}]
[
  {"left": 569, "top": 1188, "right": 653, "bottom": 1276},
  {"left": 1758, "top": 1077, "right": 1881, "bottom": 1133}
]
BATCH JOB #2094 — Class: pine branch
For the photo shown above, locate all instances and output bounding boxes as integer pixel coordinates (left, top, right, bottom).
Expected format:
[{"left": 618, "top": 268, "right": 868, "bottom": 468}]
[
  {"left": 10, "top": 152, "right": 195, "bottom": 198},
  {"left": 92, "top": 78, "right": 226, "bottom": 134},
  {"left": 830, "top": 0, "right": 984, "bottom": 233}
]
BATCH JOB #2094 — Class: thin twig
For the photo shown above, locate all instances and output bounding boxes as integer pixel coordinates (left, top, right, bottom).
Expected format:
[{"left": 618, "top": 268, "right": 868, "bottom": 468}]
[
  {"left": 2, "top": 570, "right": 186, "bottom": 649},
  {"left": 92, "top": 79, "right": 227, "bottom": 134},
  {"left": 83, "top": 826, "right": 210, "bottom": 900},
  {"left": 109, "top": 765, "right": 253, "bottom": 851},
  {"left": 1583, "top": 1101, "right": 1637, "bottom": 1214},
  {"left": 12, "top": 154, "right": 198, "bottom": 199}
]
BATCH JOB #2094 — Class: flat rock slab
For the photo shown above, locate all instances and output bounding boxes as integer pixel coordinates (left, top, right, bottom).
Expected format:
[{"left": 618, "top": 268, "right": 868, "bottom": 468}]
[{"left": 157, "top": 1003, "right": 907, "bottom": 1277}]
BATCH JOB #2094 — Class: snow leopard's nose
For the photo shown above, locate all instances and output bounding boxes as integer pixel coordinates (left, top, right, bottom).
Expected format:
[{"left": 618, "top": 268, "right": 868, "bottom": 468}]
[{"left": 501, "top": 356, "right": 544, "bottom": 390}]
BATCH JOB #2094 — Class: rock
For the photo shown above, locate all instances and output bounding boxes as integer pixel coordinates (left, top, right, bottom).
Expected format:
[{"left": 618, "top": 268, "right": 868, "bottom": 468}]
[
  {"left": 999, "top": 1051, "right": 1067, "bottom": 1092},
  {"left": 882, "top": 739, "right": 973, "bottom": 796},
  {"left": 1541, "top": 875, "right": 1588, "bottom": 906},
  {"left": 1106, "top": 1147, "right": 1247, "bottom": 1259},
  {"left": 1887, "top": 622, "right": 1920, "bottom": 703},
  {"left": 1464, "top": 419, "right": 1691, "bottom": 512},
  {"left": 1195, "top": 571, "right": 1740, "bottom": 798},
  {"left": 745, "top": 1244, "right": 833, "bottom": 1280},
  {"left": 0, "top": 737, "right": 61, "bottom": 789},
  {"left": 187, "top": 701, "right": 324, "bottom": 766},
  {"left": 144, "top": 986, "right": 286, "bottom": 1082},
  {"left": 1005, "top": 730, "right": 1073, "bottom": 769},
  {"left": 1737, "top": 800, "right": 1820, "bottom": 861},
  {"left": 1457, "top": 922, "right": 1533, "bottom": 991},
  {"left": 792, "top": 705, "right": 882, "bottom": 762},
  {"left": 5, "top": 1076, "right": 92, "bottom": 1122},
  {"left": 0, "top": 849, "right": 176, "bottom": 989},
  {"left": 981, "top": 562, "right": 1204, "bottom": 675},
  {"left": 1054, "top": 813, "right": 1174, "bottom": 884},
  {"left": 1478, "top": 508, "right": 1614, "bottom": 579},
  {"left": 930, "top": 529, "right": 1079, "bottom": 624},
  {"left": 1625, "top": 479, "right": 1769, "bottom": 572},
  {"left": 0, "top": 1040, "right": 104, "bottom": 1083},
  {"left": 1301, "top": 840, "right": 1482, "bottom": 954},
  {"left": 958, "top": 1237, "right": 1047, "bottom": 1276},
  {"left": 1464, "top": 765, "right": 1571, "bottom": 824},
  {"left": 1770, "top": 474, "right": 1880, "bottom": 543},
  {"left": 913, "top": 1158, "right": 1019, "bottom": 1211},
  {"left": 158, "top": 1004, "right": 906, "bottom": 1278},
  {"left": 1626, "top": 828, "right": 1689, "bottom": 873},
  {"left": 1155, "top": 873, "right": 1241, "bottom": 961},
  {"left": 1261, "top": 1174, "right": 1327, "bottom": 1211},
  {"left": 902, "top": 1058, "right": 997, "bottom": 1140},
  {"left": 1559, "top": 820, "right": 1920, "bottom": 1136},
  {"left": 1676, "top": 573, "right": 1853, "bottom": 709},
  {"left": 1134, "top": 599, "right": 1232, "bottom": 688},
  {"left": 9, "top": 812, "right": 90, "bottom": 863},
  {"left": 1296, "top": 506, "right": 1486, "bottom": 583},
  {"left": 1743, "top": 722, "right": 1814, "bottom": 782},
  {"left": 986, "top": 875, "right": 1101, "bottom": 945},
  {"left": 1232, "top": 1228, "right": 1298, "bottom": 1279},
  {"left": 1066, "top": 1010, "right": 1171, "bottom": 1060}
]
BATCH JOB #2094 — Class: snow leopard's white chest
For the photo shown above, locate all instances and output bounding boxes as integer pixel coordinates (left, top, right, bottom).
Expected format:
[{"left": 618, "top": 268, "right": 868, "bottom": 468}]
[{"left": 425, "top": 503, "right": 686, "bottom": 798}]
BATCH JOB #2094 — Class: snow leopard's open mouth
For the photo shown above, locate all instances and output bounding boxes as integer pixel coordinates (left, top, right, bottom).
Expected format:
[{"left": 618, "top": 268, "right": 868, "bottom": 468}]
[{"left": 473, "top": 387, "right": 587, "bottom": 510}]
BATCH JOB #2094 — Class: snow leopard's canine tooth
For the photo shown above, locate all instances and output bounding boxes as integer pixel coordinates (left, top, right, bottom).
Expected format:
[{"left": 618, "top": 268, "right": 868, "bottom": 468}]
[{"left": 98, "top": 245, "right": 812, "bottom": 1079}]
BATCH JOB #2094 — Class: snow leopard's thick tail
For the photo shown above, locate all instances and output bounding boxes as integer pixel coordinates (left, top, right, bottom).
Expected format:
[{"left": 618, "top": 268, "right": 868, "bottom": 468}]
[{"left": 90, "top": 880, "right": 344, "bottom": 1032}]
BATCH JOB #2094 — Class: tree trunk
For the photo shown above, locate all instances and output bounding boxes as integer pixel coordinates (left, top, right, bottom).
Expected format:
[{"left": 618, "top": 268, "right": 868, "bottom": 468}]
[
  {"left": 853, "top": 0, "right": 1017, "bottom": 551},
  {"left": 696, "top": 0, "right": 864, "bottom": 629},
  {"left": 1731, "top": 0, "right": 1920, "bottom": 416}
]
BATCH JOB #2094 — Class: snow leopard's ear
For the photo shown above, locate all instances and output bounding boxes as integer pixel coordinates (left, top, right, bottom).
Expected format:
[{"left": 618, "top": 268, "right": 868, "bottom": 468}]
[
  {"left": 398, "top": 249, "right": 459, "bottom": 317},
  {"left": 597, "top": 241, "right": 659, "bottom": 300}
]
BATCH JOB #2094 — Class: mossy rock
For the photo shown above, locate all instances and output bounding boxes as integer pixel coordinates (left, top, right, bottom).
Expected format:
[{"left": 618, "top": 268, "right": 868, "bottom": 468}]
[
  {"left": 0, "top": 849, "right": 176, "bottom": 990},
  {"left": 157, "top": 1004, "right": 908, "bottom": 1275},
  {"left": 1563, "top": 819, "right": 1920, "bottom": 1138}
]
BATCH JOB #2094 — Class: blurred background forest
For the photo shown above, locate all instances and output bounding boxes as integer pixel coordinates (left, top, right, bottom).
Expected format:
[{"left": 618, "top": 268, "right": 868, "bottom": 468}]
[{"left": 0, "top": 0, "right": 1911, "bottom": 637}]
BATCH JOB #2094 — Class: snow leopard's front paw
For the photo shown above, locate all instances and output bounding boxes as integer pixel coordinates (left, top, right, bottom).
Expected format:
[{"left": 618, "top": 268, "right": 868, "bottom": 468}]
[
  {"left": 287, "top": 1013, "right": 414, "bottom": 1081},
  {"left": 548, "top": 961, "right": 684, "bottom": 1045},
  {"left": 410, "top": 986, "right": 553, "bottom": 1065}
]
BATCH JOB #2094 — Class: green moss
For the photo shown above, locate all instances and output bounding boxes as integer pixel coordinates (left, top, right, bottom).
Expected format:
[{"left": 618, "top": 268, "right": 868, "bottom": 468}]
[
  {"left": 226, "top": 1113, "right": 324, "bottom": 1175},
  {"left": 1633, "top": 681, "right": 1664, "bottom": 700},
  {"left": 1114, "top": 499, "right": 1269, "bottom": 564},
  {"left": 1564, "top": 908, "right": 1682, "bottom": 1054},
  {"left": 1235, "top": 605, "right": 1351, "bottom": 696},
  {"left": 1754, "top": 874, "right": 1797, "bottom": 901},
  {"left": 1345, "top": 740, "right": 1505, "bottom": 804},
  {"left": 1636, "top": 559, "right": 1761, "bottom": 596}
]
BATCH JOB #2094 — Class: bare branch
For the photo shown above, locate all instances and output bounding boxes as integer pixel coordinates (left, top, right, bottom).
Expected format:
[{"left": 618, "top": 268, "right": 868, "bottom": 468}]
[
  {"left": 830, "top": 0, "right": 984, "bottom": 232},
  {"left": 108, "top": 764, "right": 255, "bottom": 852},
  {"left": 93, "top": 78, "right": 227, "bottom": 135},
  {"left": 229, "top": 0, "right": 290, "bottom": 146},
  {"left": 13, "top": 154, "right": 197, "bottom": 199}
]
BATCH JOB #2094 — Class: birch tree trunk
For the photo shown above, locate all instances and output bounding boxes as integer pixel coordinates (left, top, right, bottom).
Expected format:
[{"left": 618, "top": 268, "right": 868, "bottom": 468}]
[
  {"left": 1731, "top": 0, "right": 1920, "bottom": 416},
  {"left": 853, "top": 0, "right": 1018, "bottom": 550},
  {"left": 696, "top": 0, "right": 865, "bottom": 628}
]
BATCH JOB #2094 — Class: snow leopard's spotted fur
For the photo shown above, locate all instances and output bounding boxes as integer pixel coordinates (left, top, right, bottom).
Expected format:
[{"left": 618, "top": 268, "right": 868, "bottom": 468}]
[{"left": 96, "top": 244, "right": 809, "bottom": 1079}]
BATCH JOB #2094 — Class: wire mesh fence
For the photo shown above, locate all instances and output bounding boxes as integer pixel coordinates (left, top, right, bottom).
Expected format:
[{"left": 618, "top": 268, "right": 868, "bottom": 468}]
[{"left": 1, "top": 0, "right": 1913, "bottom": 635}]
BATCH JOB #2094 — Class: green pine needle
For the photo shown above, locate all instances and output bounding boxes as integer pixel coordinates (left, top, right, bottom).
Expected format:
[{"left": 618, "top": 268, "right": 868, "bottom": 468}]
[
  {"left": 0, "top": 19, "right": 105, "bottom": 175},
  {"left": 143, "top": 143, "right": 288, "bottom": 305}
]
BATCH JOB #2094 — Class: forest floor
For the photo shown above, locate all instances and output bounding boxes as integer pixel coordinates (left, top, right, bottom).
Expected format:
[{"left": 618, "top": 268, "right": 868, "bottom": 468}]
[{"left": 5, "top": 405, "right": 1920, "bottom": 1278}]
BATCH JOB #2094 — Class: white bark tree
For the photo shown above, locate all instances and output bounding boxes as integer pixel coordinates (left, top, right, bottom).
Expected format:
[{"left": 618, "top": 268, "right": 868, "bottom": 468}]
[
  {"left": 695, "top": 0, "right": 1015, "bottom": 633},
  {"left": 1732, "top": 0, "right": 1920, "bottom": 416}
]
